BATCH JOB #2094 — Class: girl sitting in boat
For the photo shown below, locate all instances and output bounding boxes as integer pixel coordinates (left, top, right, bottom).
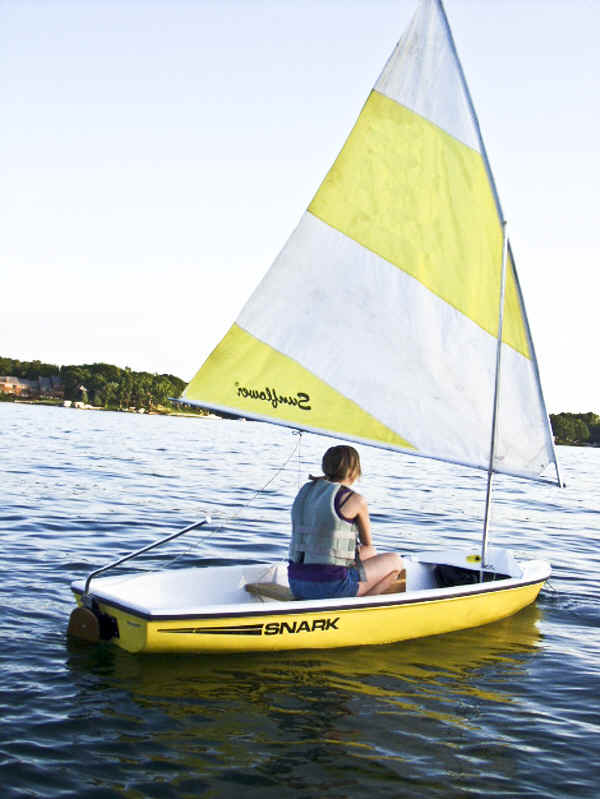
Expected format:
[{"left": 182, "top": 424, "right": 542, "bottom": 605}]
[{"left": 288, "top": 445, "right": 405, "bottom": 599}]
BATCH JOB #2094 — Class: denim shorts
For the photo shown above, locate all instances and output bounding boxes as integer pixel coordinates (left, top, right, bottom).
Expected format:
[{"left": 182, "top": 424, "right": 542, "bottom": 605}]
[{"left": 289, "top": 566, "right": 360, "bottom": 600}]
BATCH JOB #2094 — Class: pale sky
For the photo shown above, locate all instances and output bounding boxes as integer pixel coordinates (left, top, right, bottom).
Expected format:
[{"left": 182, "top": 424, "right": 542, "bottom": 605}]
[{"left": 1, "top": 0, "right": 598, "bottom": 413}]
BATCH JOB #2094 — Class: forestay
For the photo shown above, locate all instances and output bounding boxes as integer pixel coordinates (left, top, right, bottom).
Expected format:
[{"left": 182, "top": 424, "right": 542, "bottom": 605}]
[{"left": 182, "top": 0, "right": 559, "bottom": 484}]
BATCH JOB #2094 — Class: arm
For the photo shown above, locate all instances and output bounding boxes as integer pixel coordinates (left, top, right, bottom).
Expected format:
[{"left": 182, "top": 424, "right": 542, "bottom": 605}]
[{"left": 343, "top": 492, "right": 372, "bottom": 548}]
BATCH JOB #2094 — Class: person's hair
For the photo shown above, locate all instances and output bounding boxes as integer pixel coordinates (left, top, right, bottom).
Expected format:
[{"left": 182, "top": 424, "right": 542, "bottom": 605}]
[{"left": 310, "top": 445, "right": 362, "bottom": 483}]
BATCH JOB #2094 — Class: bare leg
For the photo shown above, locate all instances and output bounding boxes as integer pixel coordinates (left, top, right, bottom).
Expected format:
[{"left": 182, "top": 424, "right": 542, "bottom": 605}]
[
  {"left": 356, "top": 552, "right": 404, "bottom": 597},
  {"left": 363, "top": 570, "right": 401, "bottom": 596}
]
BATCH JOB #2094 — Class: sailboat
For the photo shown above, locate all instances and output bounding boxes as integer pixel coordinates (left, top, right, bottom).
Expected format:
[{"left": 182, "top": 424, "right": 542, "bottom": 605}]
[{"left": 69, "top": 0, "right": 560, "bottom": 654}]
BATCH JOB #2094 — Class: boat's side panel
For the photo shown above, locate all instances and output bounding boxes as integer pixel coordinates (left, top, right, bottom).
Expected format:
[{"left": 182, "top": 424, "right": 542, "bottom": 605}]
[{"left": 124, "top": 579, "right": 545, "bottom": 654}]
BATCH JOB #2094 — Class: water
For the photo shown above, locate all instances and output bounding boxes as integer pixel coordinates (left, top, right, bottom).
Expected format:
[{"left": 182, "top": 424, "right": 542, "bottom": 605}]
[{"left": 1, "top": 403, "right": 599, "bottom": 798}]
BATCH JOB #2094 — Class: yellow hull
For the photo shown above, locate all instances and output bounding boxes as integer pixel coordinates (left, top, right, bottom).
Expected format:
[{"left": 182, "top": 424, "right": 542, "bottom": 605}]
[{"left": 84, "top": 579, "right": 545, "bottom": 655}]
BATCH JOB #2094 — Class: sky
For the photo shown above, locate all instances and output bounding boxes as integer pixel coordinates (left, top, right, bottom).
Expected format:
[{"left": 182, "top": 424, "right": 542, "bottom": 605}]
[{"left": 1, "top": 0, "right": 598, "bottom": 414}]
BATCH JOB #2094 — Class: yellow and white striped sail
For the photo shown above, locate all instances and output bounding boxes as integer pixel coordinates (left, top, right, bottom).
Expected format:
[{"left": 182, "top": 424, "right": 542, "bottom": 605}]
[{"left": 183, "top": 0, "right": 558, "bottom": 483}]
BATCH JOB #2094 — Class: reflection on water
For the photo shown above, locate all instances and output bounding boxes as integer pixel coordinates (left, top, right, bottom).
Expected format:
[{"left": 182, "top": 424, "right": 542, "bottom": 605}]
[
  {"left": 2, "top": 405, "right": 600, "bottom": 799},
  {"left": 79, "top": 604, "right": 542, "bottom": 713},
  {"left": 60, "top": 606, "right": 544, "bottom": 796}
]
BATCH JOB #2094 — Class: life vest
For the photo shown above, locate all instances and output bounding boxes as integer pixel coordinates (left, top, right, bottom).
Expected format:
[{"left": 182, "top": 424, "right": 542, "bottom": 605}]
[{"left": 289, "top": 479, "right": 358, "bottom": 567}]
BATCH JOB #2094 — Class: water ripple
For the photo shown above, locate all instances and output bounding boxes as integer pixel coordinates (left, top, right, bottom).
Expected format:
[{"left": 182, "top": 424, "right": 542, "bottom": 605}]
[{"left": 1, "top": 404, "right": 599, "bottom": 798}]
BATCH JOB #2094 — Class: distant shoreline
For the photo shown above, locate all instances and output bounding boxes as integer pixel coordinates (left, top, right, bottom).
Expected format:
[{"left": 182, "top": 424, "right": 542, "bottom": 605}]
[
  {"left": 4, "top": 398, "right": 599, "bottom": 446},
  {"left": 5, "top": 397, "right": 220, "bottom": 419}
]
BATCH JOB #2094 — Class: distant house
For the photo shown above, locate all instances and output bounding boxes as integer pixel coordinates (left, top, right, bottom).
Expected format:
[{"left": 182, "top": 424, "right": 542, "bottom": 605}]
[
  {"left": 0, "top": 376, "right": 38, "bottom": 397},
  {"left": 0, "top": 376, "right": 20, "bottom": 395},
  {"left": 0, "top": 375, "right": 64, "bottom": 399}
]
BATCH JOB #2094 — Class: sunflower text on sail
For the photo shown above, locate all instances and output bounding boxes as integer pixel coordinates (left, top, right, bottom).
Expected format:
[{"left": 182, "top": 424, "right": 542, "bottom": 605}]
[{"left": 235, "top": 383, "right": 311, "bottom": 411}]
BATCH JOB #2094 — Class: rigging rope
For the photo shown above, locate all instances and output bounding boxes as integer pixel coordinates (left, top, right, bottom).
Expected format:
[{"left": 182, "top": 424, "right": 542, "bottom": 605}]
[{"left": 163, "top": 430, "right": 304, "bottom": 566}]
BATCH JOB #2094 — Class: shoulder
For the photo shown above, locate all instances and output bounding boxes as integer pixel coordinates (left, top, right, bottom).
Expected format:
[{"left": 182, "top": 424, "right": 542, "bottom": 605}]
[{"left": 342, "top": 490, "right": 368, "bottom": 514}]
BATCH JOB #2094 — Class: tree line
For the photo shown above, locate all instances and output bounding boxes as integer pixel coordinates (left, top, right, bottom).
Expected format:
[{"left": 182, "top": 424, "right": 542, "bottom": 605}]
[
  {"left": 0, "top": 356, "right": 200, "bottom": 412},
  {"left": 549, "top": 412, "right": 600, "bottom": 446},
  {"left": 3, "top": 356, "right": 597, "bottom": 435}
]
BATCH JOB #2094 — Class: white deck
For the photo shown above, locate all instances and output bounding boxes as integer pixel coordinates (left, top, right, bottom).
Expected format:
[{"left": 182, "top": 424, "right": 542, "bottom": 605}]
[{"left": 70, "top": 548, "right": 550, "bottom": 619}]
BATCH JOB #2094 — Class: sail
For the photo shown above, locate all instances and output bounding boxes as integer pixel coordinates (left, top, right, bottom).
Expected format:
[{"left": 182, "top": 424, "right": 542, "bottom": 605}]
[{"left": 183, "top": 0, "right": 558, "bottom": 483}]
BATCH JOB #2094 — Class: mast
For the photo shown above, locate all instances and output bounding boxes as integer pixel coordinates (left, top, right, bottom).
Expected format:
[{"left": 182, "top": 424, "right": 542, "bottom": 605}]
[
  {"left": 481, "top": 221, "right": 508, "bottom": 572},
  {"left": 436, "top": 0, "right": 561, "bottom": 551},
  {"left": 434, "top": 0, "right": 510, "bottom": 565}
]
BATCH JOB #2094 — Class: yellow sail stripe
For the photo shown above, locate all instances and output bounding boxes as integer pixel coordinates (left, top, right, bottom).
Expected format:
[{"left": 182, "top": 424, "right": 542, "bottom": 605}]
[
  {"left": 308, "top": 90, "right": 530, "bottom": 358},
  {"left": 184, "top": 324, "right": 416, "bottom": 451}
]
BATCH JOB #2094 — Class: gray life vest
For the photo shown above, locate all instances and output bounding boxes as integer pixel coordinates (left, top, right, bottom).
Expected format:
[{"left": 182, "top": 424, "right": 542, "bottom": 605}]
[{"left": 289, "top": 479, "right": 358, "bottom": 567}]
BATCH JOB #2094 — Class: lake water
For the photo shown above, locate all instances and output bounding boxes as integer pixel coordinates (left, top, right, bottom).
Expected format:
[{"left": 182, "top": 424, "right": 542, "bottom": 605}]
[{"left": 1, "top": 403, "right": 599, "bottom": 798}]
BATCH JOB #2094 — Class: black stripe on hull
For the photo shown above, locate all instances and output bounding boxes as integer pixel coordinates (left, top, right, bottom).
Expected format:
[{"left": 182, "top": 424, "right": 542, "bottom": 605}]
[{"left": 158, "top": 624, "right": 264, "bottom": 636}]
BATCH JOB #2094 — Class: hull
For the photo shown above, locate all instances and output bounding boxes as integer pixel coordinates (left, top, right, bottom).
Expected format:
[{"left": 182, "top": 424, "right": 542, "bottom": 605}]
[{"left": 70, "top": 549, "right": 550, "bottom": 654}]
